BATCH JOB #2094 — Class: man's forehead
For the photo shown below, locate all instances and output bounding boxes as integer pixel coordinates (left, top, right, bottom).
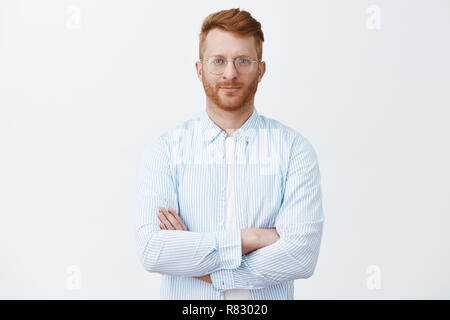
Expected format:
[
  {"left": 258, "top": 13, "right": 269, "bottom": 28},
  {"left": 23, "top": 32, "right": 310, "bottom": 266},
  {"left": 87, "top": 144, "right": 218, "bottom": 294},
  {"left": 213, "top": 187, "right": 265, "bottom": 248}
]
[
  {"left": 206, "top": 28, "right": 253, "bottom": 40},
  {"left": 203, "top": 29, "right": 257, "bottom": 57}
]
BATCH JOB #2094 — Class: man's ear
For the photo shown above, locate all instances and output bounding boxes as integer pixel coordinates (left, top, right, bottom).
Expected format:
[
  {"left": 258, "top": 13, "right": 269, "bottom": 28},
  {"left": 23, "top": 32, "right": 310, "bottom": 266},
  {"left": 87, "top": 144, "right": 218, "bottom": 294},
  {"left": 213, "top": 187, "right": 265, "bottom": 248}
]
[
  {"left": 195, "top": 61, "right": 202, "bottom": 81},
  {"left": 258, "top": 61, "right": 266, "bottom": 83}
]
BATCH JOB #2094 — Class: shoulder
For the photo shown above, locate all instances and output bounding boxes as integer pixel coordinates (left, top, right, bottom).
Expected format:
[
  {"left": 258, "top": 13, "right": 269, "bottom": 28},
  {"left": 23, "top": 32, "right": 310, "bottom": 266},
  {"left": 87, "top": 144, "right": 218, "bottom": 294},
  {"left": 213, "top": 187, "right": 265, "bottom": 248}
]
[{"left": 258, "top": 114, "right": 317, "bottom": 158}]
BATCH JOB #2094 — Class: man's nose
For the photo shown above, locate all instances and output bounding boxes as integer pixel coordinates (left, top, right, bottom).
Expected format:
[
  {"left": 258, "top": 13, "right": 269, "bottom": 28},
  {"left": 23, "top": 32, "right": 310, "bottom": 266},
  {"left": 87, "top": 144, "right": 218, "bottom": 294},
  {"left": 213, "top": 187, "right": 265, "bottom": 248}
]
[{"left": 222, "top": 60, "right": 238, "bottom": 79}]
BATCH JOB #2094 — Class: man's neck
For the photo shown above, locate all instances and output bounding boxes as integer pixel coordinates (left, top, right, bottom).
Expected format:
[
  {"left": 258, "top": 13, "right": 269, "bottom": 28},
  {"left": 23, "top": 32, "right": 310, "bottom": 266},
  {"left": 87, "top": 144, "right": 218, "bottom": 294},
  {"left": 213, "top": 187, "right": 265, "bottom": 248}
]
[{"left": 205, "top": 102, "right": 254, "bottom": 138}]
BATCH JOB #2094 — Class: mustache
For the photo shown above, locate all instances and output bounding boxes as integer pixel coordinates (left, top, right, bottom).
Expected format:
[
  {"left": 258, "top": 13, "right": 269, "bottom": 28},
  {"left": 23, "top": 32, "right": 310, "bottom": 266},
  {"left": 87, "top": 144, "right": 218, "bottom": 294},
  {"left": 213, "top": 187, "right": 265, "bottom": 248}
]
[{"left": 217, "top": 83, "right": 243, "bottom": 88}]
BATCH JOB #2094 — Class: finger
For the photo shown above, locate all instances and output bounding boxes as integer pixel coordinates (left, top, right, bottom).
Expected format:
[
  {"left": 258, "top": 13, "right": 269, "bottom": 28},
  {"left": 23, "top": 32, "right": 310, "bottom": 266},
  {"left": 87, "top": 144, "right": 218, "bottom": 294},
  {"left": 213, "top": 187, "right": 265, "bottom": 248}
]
[
  {"left": 167, "top": 208, "right": 187, "bottom": 231},
  {"left": 162, "top": 208, "right": 184, "bottom": 231},
  {"left": 160, "top": 209, "right": 176, "bottom": 230},
  {"left": 158, "top": 209, "right": 175, "bottom": 230},
  {"left": 158, "top": 213, "right": 172, "bottom": 230},
  {"left": 163, "top": 208, "right": 184, "bottom": 230}
]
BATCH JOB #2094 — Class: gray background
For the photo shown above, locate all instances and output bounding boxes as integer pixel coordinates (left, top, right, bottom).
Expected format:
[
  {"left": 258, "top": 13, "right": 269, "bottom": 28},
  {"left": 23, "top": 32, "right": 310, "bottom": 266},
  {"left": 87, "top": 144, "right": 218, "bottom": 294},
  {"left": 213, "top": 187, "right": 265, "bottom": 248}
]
[{"left": 1, "top": 0, "right": 449, "bottom": 299}]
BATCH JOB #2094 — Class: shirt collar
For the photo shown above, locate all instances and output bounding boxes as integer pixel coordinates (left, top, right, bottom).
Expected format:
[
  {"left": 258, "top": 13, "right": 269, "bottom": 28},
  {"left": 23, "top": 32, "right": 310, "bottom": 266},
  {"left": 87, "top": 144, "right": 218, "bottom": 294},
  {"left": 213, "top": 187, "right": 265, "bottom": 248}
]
[{"left": 200, "top": 107, "right": 261, "bottom": 144}]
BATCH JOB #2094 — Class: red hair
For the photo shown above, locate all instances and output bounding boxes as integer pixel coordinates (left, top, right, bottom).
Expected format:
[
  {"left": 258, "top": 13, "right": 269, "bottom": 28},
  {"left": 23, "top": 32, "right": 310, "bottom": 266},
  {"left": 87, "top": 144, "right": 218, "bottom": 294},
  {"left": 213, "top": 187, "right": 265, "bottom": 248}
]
[{"left": 199, "top": 8, "right": 264, "bottom": 60}]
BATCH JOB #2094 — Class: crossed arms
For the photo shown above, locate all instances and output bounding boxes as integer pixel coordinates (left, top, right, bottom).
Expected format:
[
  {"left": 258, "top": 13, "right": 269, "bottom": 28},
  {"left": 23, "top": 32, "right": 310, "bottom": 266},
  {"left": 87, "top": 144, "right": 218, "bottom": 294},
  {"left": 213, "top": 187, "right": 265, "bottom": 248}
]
[
  {"left": 157, "top": 206, "right": 281, "bottom": 283},
  {"left": 135, "top": 135, "right": 324, "bottom": 290}
]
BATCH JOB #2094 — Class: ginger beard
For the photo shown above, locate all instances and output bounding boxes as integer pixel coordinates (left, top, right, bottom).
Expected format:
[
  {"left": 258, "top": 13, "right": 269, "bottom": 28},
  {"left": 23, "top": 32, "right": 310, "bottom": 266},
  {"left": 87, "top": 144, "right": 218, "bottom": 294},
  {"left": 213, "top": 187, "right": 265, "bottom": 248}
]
[{"left": 201, "top": 69, "right": 260, "bottom": 112}]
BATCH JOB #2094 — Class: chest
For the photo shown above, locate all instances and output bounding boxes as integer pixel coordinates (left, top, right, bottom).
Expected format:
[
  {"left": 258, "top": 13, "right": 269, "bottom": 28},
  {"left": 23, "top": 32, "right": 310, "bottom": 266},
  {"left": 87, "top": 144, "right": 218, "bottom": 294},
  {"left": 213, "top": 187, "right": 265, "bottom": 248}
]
[{"left": 175, "top": 161, "right": 285, "bottom": 231}]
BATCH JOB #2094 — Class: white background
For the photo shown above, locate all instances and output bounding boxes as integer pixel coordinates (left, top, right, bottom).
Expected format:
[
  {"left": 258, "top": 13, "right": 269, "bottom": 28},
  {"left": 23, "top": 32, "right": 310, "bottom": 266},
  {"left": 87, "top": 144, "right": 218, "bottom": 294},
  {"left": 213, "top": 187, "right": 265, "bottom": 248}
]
[{"left": 1, "top": 0, "right": 449, "bottom": 299}]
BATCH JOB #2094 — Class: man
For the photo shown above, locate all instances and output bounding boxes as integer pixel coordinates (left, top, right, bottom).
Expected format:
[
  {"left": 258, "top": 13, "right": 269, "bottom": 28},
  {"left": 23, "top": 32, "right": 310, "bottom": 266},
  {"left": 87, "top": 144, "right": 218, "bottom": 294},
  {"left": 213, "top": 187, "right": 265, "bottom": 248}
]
[{"left": 135, "top": 8, "right": 324, "bottom": 300}]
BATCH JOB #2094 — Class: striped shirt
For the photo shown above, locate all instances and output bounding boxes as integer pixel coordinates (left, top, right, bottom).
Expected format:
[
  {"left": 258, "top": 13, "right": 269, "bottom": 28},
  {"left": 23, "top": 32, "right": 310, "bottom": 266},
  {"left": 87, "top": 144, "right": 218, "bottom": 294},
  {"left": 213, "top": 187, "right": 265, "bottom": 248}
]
[{"left": 135, "top": 107, "right": 325, "bottom": 299}]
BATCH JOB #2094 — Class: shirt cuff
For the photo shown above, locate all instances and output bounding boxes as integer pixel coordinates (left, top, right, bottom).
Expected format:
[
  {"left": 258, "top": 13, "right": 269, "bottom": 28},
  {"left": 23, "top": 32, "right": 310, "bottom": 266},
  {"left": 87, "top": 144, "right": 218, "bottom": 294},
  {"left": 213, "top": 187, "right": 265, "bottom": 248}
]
[
  {"left": 210, "top": 269, "right": 235, "bottom": 291},
  {"left": 232, "top": 256, "right": 259, "bottom": 289},
  {"left": 211, "top": 256, "right": 258, "bottom": 290},
  {"left": 215, "top": 229, "right": 242, "bottom": 269}
]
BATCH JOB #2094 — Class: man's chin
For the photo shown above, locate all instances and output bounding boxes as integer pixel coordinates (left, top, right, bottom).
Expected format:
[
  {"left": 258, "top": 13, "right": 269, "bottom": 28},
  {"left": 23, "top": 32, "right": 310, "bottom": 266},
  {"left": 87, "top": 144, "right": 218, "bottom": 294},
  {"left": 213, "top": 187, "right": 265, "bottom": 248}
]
[
  {"left": 215, "top": 105, "right": 240, "bottom": 112},
  {"left": 216, "top": 100, "right": 244, "bottom": 111}
]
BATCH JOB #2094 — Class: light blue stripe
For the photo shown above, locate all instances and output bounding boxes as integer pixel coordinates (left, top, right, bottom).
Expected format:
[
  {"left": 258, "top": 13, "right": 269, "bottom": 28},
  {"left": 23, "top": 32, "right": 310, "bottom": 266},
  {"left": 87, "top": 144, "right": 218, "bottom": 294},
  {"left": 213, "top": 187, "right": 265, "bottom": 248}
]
[{"left": 135, "top": 107, "right": 325, "bottom": 299}]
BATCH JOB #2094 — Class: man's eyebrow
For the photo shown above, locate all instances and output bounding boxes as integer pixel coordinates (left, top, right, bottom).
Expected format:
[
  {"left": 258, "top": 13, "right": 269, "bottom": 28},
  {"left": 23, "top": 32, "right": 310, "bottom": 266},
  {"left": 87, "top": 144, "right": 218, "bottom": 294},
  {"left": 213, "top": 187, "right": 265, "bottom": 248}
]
[{"left": 209, "top": 53, "right": 253, "bottom": 58}]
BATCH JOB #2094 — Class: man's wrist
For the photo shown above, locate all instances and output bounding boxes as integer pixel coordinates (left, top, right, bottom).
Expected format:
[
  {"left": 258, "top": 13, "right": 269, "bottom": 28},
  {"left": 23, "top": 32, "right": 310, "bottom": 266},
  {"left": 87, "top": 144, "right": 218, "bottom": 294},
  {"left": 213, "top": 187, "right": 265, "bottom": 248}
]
[
  {"left": 241, "top": 228, "right": 280, "bottom": 255},
  {"left": 241, "top": 228, "right": 260, "bottom": 255}
]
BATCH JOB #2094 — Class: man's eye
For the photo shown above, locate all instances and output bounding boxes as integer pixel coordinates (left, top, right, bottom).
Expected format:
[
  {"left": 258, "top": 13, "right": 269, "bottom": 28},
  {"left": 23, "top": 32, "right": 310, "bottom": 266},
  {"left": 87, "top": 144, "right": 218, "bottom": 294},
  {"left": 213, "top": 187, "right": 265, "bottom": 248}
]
[
  {"left": 238, "top": 58, "right": 249, "bottom": 64},
  {"left": 213, "top": 59, "right": 223, "bottom": 64}
]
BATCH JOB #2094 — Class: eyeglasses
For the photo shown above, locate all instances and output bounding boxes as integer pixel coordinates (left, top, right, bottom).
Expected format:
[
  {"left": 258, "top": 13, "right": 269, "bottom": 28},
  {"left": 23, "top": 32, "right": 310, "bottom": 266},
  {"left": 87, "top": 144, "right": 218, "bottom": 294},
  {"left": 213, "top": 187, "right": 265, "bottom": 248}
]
[{"left": 200, "top": 56, "right": 261, "bottom": 75}]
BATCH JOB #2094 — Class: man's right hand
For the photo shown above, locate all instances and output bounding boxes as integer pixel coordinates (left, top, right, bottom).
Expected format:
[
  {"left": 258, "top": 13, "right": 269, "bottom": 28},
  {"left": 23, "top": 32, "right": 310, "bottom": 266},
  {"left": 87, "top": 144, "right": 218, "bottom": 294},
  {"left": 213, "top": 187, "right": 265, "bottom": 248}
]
[{"left": 158, "top": 207, "right": 188, "bottom": 231}]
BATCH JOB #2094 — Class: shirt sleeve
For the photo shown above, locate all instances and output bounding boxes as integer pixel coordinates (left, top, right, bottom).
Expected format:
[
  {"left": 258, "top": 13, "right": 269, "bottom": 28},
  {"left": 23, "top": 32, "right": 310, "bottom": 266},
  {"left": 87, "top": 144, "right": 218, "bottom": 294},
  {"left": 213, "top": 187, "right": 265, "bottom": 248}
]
[
  {"left": 135, "top": 135, "right": 242, "bottom": 277},
  {"left": 210, "top": 135, "right": 325, "bottom": 290}
]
